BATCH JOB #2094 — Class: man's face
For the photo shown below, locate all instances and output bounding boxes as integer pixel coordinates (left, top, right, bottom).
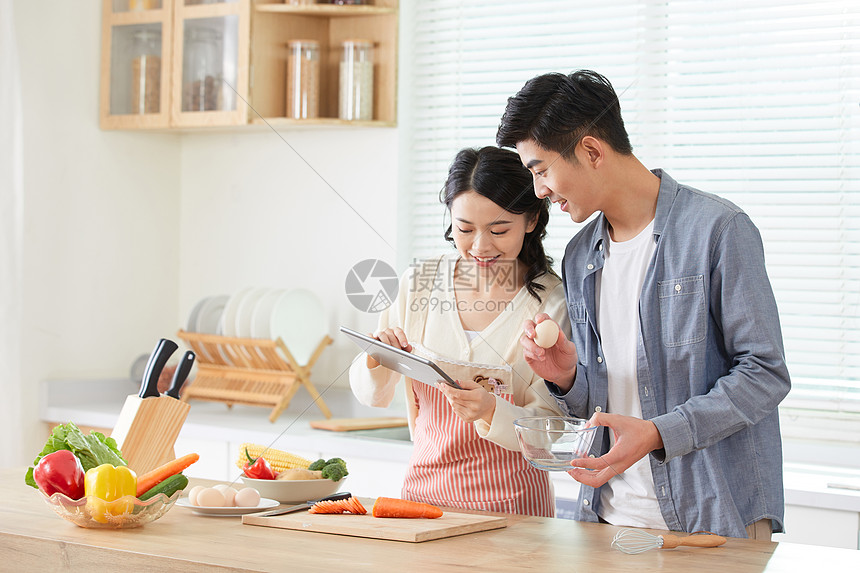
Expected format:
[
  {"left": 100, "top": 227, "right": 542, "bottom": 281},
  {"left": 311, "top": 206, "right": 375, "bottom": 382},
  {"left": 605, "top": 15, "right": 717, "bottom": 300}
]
[{"left": 515, "top": 139, "right": 599, "bottom": 223}]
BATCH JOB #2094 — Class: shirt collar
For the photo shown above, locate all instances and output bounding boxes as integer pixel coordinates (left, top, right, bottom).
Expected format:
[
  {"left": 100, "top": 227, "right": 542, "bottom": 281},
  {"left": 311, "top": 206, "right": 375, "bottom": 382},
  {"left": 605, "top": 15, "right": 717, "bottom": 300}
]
[{"left": 588, "top": 168, "right": 678, "bottom": 253}]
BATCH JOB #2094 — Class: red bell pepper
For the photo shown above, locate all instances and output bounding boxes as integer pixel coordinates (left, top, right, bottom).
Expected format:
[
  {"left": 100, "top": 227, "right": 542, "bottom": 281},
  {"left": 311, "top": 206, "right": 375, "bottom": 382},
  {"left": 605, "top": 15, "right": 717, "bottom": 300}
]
[
  {"left": 33, "top": 450, "right": 86, "bottom": 500},
  {"left": 242, "top": 448, "right": 276, "bottom": 480}
]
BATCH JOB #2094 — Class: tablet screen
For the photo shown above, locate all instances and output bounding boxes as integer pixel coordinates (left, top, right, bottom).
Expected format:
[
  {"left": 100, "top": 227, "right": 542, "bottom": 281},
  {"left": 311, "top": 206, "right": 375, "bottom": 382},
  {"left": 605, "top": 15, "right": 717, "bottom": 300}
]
[{"left": 340, "top": 326, "right": 462, "bottom": 389}]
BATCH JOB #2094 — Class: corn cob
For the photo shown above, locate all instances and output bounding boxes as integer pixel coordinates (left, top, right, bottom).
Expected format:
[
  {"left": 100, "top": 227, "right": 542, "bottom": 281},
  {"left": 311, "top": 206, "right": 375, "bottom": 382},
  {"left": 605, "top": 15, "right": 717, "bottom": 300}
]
[{"left": 236, "top": 443, "right": 312, "bottom": 473}]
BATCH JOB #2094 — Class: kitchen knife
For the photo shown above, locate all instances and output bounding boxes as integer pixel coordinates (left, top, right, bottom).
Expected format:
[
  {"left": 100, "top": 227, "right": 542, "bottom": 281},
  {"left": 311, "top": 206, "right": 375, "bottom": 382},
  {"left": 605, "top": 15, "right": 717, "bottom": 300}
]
[
  {"left": 254, "top": 492, "right": 354, "bottom": 517},
  {"left": 166, "top": 350, "right": 196, "bottom": 399},
  {"left": 138, "top": 338, "right": 179, "bottom": 398}
]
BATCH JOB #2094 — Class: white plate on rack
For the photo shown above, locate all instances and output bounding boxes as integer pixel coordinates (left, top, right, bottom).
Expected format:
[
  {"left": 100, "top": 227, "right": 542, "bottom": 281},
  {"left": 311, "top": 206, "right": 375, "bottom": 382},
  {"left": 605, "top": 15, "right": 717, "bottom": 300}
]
[
  {"left": 219, "top": 287, "right": 254, "bottom": 337},
  {"left": 270, "top": 288, "right": 327, "bottom": 365},
  {"left": 235, "top": 287, "right": 272, "bottom": 338},
  {"left": 186, "top": 297, "right": 208, "bottom": 332},
  {"left": 251, "top": 288, "right": 286, "bottom": 339},
  {"left": 176, "top": 497, "right": 279, "bottom": 516},
  {"left": 195, "top": 295, "right": 229, "bottom": 334}
]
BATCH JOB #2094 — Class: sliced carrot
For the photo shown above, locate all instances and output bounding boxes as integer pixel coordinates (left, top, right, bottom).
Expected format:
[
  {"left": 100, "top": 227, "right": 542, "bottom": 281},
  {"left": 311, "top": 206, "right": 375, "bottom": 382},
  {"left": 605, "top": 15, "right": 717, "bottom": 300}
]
[
  {"left": 348, "top": 497, "right": 367, "bottom": 515},
  {"left": 308, "top": 500, "right": 342, "bottom": 514},
  {"left": 308, "top": 496, "right": 367, "bottom": 515},
  {"left": 135, "top": 453, "right": 200, "bottom": 497},
  {"left": 371, "top": 497, "right": 443, "bottom": 519}
]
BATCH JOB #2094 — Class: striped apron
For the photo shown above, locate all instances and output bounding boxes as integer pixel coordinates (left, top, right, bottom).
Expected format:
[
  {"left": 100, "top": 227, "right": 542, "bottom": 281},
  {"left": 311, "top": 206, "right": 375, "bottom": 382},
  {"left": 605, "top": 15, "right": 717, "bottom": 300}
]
[{"left": 400, "top": 267, "right": 555, "bottom": 517}]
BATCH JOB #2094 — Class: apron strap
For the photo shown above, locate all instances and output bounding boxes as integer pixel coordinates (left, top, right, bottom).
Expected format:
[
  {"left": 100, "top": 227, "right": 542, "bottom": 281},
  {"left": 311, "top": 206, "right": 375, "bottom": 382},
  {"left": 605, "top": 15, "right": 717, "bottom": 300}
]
[
  {"left": 402, "top": 255, "right": 446, "bottom": 434},
  {"left": 405, "top": 255, "right": 446, "bottom": 342}
]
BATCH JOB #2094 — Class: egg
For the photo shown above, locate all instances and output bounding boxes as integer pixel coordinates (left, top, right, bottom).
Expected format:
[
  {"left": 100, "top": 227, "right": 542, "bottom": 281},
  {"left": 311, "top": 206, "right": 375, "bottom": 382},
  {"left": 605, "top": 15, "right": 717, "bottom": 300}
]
[
  {"left": 194, "top": 487, "right": 226, "bottom": 507},
  {"left": 188, "top": 485, "right": 205, "bottom": 506},
  {"left": 234, "top": 487, "right": 261, "bottom": 508},
  {"left": 534, "top": 320, "right": 560, "bottom": 349},
  {"left": 213, "top": 484, "right": 238, "bottom": 506}
]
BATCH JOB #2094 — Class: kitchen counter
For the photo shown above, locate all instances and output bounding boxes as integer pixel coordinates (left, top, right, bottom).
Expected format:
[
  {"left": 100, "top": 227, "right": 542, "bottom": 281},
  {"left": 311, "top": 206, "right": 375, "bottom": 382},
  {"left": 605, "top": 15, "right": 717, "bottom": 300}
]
[{"left": 4, "top": 470, "right": 859, "bottom": 572}]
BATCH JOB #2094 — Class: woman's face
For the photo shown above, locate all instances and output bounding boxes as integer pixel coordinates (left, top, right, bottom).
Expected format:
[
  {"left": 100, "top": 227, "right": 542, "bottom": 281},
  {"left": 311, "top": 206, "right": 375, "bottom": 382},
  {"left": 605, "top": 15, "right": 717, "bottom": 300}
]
[{"left": 449, "top": 190, "right": 537, "bottom": 272}]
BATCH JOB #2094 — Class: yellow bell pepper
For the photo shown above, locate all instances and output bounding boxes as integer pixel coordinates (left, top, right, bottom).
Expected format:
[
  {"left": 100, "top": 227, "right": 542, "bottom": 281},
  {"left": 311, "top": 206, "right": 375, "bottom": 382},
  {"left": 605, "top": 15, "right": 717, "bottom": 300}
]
[{"left": 84, "top": 463, "right": 137, "bottom": 523}]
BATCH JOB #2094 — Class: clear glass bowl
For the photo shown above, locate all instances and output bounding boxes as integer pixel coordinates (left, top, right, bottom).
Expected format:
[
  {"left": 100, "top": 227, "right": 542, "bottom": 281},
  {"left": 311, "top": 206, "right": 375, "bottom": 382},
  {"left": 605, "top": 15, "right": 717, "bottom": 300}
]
[
  {"left": 41, "top": 491, "right": 180, "bottom": 529},
  {"left": 514, "top": 416, "right": 598, "bottom": 471}
]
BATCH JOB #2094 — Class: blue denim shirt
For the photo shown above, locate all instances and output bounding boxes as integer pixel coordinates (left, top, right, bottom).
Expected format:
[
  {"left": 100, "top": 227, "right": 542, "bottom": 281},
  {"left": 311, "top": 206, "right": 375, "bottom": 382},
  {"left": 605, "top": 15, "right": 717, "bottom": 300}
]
[{"left": 549, "top": 170, "right": 790, "bottom": 538}]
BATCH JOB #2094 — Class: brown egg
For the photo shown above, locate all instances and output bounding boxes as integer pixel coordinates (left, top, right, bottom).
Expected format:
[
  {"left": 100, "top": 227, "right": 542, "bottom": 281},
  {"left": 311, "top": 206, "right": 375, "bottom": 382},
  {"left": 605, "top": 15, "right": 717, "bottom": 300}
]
[
  {"left": 188, "top": 485, "right": 205, "bottom": 505},
  {"left": 213, "top": 484, "right": 238, "bottom": 506},
  {"left": 195, "top": 487, "right": 226, "bottom": 507},
  {"left": 234, "top": 487, "right": 261, "bottom": 508},
  {"left": 534, "top": 320, "right": 560, "bottom": 349}
]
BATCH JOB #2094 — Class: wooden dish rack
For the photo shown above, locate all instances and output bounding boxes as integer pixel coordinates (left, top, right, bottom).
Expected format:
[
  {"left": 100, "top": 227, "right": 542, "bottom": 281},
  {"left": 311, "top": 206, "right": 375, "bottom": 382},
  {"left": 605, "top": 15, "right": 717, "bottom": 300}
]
[{"left": 176, "top": 330, "right": 333, "bottom": 423}]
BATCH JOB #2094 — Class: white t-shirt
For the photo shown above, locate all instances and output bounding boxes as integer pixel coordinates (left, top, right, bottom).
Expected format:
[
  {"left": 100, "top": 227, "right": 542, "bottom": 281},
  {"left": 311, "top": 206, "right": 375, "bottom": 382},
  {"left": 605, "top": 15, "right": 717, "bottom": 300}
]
[{"left": 594, "top": 219, "right": 668, "bottom": 530}]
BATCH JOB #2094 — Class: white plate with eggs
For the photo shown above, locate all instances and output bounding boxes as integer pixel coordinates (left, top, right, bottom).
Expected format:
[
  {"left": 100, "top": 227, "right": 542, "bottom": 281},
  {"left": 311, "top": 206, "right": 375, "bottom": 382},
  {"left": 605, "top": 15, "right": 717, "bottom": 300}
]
[
  {"left": 176, "top": 497, "right": 278, "bottom": 516},
  {"left": 177, "top": 483, "right": 278, "bottom": 516}
]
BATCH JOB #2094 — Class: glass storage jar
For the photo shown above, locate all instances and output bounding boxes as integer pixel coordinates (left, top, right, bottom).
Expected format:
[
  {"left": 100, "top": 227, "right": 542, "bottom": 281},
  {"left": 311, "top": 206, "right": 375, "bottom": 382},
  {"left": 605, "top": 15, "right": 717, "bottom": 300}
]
[
  {"left": 338, "top": 40, "right": 374, "bottom": 121},
  {"left": 130, "top": 29, "right": 161, "bottom": 114},
  {"left": 286, "top": 40, "right": 320, "bottom": 119},
  {"left": 182, "top": 26, "right": 223, "bottom": 112}
]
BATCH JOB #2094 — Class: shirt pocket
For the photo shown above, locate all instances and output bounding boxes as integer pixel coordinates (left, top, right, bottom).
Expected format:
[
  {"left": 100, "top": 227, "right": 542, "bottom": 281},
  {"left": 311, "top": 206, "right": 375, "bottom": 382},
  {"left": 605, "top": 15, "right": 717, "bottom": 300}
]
[
  {"left": 658, "top": 275, "right": 706, "bottom": 347},
  {"left": 569, "top": 301, "right": 587, "bottom": 324}
]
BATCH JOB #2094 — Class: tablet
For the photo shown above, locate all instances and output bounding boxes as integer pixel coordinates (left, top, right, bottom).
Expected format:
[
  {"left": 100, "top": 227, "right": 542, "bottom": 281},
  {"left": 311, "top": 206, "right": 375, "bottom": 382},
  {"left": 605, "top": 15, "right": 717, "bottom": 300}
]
[{"left": 340, "top": 326, "right": 462, "bottom": 389}]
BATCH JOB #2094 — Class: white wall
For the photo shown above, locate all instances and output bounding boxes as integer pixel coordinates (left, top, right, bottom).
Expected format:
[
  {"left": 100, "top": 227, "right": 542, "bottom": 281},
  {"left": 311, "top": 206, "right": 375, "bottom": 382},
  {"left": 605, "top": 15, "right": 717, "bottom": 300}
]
[
  {"left": 177, "top": 128, "right": 399, "bottom": 385},
  {"left": 13, "top": 0, "right": 181, "bottom": 464}
]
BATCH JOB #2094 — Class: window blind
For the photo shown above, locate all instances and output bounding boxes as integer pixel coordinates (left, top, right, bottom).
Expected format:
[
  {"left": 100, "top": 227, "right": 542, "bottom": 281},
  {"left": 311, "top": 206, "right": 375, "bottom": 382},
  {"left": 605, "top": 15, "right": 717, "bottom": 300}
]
[{"left": 404, "top": 0, "right": 860, "bottom": 417}]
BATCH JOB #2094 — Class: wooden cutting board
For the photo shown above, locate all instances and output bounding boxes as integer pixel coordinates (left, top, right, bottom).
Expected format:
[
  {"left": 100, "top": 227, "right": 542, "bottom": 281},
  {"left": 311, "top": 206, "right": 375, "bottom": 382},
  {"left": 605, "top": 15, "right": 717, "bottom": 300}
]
[
  {"left": 242, "top": 502, "right": 507, "bottom": 543},
  {"left": 309, "top": 417, "right": 408, "bottom": 431}
]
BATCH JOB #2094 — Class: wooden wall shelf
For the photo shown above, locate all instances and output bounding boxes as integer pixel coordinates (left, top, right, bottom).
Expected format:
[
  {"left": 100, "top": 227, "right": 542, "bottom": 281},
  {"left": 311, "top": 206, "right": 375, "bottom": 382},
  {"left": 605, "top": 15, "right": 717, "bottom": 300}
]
[{"left": 99, "top": 0, "right": 398, "bottom": 130}]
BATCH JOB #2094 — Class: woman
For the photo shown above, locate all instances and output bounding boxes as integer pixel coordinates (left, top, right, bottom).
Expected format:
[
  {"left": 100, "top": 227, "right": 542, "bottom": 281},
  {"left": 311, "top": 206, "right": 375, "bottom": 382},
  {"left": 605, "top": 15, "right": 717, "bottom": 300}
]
[{"left": 349, "top": 146, "right": 569, "bottom": 516}]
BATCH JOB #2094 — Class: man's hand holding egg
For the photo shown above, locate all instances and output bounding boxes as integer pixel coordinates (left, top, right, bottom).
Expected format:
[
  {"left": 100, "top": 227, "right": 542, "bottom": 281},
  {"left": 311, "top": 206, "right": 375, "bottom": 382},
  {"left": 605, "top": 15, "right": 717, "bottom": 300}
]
[
  {"left": 533, "top": 319, "right": 560, "bottom": 349},
  {"left": 521, "top": 314, "right": 578, "bottom": 393}
]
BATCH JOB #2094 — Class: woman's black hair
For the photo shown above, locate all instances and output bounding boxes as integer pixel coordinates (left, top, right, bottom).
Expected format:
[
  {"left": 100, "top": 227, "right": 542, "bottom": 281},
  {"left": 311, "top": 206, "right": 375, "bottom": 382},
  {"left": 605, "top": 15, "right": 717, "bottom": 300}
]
[
  {"left": 439, "top": 146, "right": 555, "bottom": 302},
  {"left": 496, "top": 69, "right": 633, "bottom": 159}
]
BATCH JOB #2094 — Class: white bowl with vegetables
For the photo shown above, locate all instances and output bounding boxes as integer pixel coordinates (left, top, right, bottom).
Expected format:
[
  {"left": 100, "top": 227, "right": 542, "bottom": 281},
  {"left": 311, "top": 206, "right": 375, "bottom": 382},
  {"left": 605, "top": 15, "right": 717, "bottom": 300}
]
[
  {"left": 236, "top": 444, "right": 348, "bottom": 503},
  {"left": 240, "top": 475, "right": 346, "bottom": 504}
]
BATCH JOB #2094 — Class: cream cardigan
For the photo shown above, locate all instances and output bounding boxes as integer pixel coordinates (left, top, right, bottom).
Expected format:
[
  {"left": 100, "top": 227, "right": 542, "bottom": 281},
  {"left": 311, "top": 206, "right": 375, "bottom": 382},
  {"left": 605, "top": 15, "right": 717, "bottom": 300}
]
[{"left": 349, "top": 253, "right": 570, "bottom": 451}]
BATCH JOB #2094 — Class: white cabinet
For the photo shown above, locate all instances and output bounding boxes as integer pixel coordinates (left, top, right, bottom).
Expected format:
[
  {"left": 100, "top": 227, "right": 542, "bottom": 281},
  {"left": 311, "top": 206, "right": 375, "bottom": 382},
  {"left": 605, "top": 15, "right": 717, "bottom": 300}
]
[{"left": 773, "top": 505, "right": 860, "bottom": 550}]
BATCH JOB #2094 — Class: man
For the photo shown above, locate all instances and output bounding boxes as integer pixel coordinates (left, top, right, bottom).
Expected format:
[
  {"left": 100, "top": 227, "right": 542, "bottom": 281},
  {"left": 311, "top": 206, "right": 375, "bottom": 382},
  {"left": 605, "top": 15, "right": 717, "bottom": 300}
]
[{"left": 497, "top": 70, "right": 790, "bottom": 539}]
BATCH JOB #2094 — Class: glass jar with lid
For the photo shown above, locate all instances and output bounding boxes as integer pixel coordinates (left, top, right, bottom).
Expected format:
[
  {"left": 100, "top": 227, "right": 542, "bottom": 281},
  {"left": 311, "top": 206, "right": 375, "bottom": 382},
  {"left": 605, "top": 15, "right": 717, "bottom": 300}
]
[
  {"left": 339, "top": 40, "right": 374, "bottom": 121},
  {"left": 130, "top": 29, "right": 161, "bottom": 115},
  {"left": 286, "top": 40, "right": 320, "bottom": 119},
  {"left": 182, "top": 26, "right": 223, "bottom": 112}
]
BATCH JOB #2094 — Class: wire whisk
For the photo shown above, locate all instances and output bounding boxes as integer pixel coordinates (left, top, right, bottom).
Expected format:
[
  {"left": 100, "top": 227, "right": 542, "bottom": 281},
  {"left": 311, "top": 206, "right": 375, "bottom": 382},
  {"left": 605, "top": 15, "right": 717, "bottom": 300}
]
[{"left": 611, "top": 528, "right": 727, "bottom": 554}]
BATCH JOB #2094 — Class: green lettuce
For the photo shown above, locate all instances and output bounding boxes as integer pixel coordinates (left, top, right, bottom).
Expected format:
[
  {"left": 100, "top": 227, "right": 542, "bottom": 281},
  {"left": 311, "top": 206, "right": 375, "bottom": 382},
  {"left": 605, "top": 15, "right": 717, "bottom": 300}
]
[{"left": 25, "top": 421, "right": 127, "bottom": 489}]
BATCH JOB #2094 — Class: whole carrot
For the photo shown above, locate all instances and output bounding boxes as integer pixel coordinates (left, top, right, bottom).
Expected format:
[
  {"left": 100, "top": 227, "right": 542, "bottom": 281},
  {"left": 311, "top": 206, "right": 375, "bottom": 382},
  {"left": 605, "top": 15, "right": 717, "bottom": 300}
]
[
  {"left": 135, "top": 453, "right": 199, "bottom": 497},
  {"left": 371, "top": 497, "right": 443, "bottom": 519}
]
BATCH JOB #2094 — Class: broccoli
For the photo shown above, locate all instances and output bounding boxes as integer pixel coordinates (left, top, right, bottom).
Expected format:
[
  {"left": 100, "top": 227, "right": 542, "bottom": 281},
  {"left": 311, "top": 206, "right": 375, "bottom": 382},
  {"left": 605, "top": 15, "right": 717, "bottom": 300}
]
[
  {"left": 308, "top": 458, "right": 327, "bottom": 471},
  {"left": 324, "top": 457, "right": 345, "bottom": 467},
  {"left": 321, "top": 463, "right": 346, "bottom": 482}
]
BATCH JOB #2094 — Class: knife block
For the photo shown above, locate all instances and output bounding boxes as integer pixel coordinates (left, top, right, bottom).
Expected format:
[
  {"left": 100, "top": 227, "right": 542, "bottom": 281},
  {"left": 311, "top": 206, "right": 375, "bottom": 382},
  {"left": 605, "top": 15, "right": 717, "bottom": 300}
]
[{"left": 111, "top": 394, "right": 191, "bottom": 475}]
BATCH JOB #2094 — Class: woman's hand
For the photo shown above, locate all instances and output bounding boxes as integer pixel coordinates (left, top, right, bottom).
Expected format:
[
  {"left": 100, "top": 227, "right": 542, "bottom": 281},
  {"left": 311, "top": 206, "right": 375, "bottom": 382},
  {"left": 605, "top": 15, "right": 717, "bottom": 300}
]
[
  {"left": 520, "top": 313, "right": 578, "bottom": 391},
  {"left": 436, "top": 378, "right": 496, "bottom": 424},
  {"left": 366, "top": 327, "right": 411, "bottom": 368}
]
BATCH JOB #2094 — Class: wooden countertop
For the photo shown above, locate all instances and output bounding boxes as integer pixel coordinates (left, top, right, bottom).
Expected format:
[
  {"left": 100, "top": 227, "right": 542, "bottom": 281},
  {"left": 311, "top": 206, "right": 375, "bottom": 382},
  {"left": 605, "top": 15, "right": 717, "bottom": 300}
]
[{"left": 3, "top": 470, "right": 859, "bottom": 572}]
